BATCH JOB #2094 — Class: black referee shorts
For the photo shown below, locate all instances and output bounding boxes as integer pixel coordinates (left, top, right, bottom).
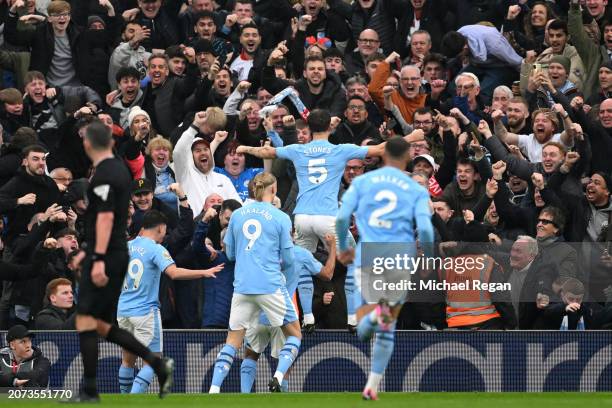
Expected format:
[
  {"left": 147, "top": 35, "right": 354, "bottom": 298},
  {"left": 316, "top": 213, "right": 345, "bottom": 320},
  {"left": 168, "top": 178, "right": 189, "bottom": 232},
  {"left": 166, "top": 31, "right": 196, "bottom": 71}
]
[{"left": 77, "top": 251, "right": 129, "bottom": 323}]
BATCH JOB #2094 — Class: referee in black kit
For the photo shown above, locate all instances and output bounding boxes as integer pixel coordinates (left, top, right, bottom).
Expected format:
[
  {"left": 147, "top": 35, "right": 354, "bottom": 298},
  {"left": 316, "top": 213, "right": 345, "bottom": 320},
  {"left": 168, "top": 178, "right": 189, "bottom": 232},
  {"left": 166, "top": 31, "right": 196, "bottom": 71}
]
[{"left": 68, "top": 121, "right": 173, "bottom": 402}]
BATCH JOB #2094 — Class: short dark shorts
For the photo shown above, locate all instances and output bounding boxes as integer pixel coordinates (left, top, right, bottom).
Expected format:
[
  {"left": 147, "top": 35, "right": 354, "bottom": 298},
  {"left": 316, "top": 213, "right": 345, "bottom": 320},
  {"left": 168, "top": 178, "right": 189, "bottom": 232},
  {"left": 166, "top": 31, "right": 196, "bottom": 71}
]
[{"left": 77, "top": 251, "right": 129, "bottom": 323}]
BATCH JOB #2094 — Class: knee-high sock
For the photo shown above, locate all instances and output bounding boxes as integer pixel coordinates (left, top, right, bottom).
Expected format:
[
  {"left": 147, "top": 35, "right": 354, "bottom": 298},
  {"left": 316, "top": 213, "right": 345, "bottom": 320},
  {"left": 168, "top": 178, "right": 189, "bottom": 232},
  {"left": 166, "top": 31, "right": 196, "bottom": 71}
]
[
  {"left": 274, "top": 336, "right": 300, "bottom": 383},
  {"left": 131, "top": 365, "right": 155, "bottom": 394},
  {"left": 365, "top": 323, "right": 396, "bottom": 392},
  {"left": 345, "top": 266, "right": 357, "bottom": 325},
  {"left": 209, "top": 344, "right": 236, "bottom": 393},
  {"left": 106, "top": 326, "right": 162, "bottom": 374},
  {"left": 298, "top": 276, "right": 315, "bottom": 325},
  {"left": 281, "top": 379, "right": 289, "bottom": 392},
  {"left": 79, "top": 330, "right": 99, "bottom": 396},
  {"left": 356, "top": 309, "right": 378, "bottom": 342},
  {"left": 118, "top": 365, "right": 135, "bottom": 394},
  {"left": 240, "top": 358, "right": 257, "bottom": 393}
]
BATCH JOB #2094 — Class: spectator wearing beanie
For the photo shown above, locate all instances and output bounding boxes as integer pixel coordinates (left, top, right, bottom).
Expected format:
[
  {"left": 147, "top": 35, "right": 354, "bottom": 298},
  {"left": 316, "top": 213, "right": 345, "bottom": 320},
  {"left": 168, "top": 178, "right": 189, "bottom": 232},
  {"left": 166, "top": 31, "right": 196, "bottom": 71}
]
[
  {"left": 524, "top": 55, "right": 579, "bottom": 111},
  {"left": 587, "top": 61, "right": 612, "bottom": 106}
]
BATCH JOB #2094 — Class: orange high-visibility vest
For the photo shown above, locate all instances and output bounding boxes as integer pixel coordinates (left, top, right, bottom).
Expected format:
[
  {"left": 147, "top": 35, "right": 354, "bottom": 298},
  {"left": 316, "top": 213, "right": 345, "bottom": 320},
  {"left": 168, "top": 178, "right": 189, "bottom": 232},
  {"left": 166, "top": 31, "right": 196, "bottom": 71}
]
[{"left": 440, "top": 254, "right": 501, "bottom": 328}]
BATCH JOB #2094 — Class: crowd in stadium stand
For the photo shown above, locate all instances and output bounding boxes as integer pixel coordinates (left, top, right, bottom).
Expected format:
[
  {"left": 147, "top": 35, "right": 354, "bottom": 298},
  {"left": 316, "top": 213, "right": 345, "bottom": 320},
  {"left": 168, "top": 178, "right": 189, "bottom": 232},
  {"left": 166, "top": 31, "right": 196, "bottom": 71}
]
[{"left": 0, "top": 0, "right": 611, "bottom": 332}]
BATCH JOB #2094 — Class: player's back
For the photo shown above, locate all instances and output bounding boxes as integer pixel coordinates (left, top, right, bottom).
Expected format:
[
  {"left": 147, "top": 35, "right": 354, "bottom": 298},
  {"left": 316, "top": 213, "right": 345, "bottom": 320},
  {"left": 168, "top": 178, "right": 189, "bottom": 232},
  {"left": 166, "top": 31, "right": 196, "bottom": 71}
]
[
  {"left": 352, "top": 166, "right": 429, "bottom": 245},
  {"left": 225, "top": 201, "right": 293, "bottom": 295},
  {"left": 118, "top": 236, "right": 175, "bottom": 317},
  {"left": 276, "top": 140, "right": 367, "bottom": 216}
]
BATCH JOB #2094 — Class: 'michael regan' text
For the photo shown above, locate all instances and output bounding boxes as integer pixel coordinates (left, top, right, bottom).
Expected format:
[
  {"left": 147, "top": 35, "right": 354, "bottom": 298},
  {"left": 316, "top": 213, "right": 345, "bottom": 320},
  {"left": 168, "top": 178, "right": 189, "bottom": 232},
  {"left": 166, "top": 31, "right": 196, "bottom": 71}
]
[{"left": 372, "top": 279, "right": 511, "bottom": 293}]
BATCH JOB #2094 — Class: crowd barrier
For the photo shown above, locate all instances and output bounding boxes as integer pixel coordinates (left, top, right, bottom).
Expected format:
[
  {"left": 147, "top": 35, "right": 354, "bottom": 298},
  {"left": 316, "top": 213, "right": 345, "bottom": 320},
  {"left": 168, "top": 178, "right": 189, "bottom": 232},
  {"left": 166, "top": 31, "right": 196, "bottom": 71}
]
[{"left": 2, "top": 331, "right": 611, "bottom": 392}]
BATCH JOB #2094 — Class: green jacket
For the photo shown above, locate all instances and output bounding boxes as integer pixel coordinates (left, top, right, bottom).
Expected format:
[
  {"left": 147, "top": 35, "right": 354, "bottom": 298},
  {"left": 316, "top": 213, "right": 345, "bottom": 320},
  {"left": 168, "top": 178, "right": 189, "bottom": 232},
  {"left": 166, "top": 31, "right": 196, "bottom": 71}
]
[{"left": 568, "top": 3, "right": 610, "bottom": 100}]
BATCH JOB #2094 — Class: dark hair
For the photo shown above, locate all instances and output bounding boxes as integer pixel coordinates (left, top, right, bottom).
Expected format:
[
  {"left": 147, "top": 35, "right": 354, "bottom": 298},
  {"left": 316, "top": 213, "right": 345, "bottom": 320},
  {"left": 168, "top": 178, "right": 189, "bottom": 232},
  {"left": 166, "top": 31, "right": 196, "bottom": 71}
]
[
  {"left": 414, "top": 107, "right": 433, "bottom": 117},
  {"left": 22, "top": 144, "right": 48, "bottom": 157},
  {"left": 547, "top": 19, "right": 568, "bottom": 35},
  {"left": 323, "top": 47, "right": 344, "bottom": 59},
  {"left": 456, "top": 157, "right": 477, "bottom": 172},
  {"left": 440, "top": 31, "right": 466, "bottom": 58},
  {"left": 116, "top": 66, "right": 141, "bottom": 83},
  {"left": 24, "top": 71, "right": 45, "bottom": 86},
  {"left": 304, "top": 54, "right": 325, "bottom": 69},
  {"left": 165, "top": 45, "right": 186, "bottom": 60},
  {"left": 307, "top": 109, "right": 331, "bottom": 133},
  {"left": 524, "top": 1, "right": 557, "bottom": 40},
  {"left": 11, "top": 127, "right": 38, "bottom": 148},
  {"left": 422, "top": 52, "right": 447, "bottom": 69},
  {"left": 142, "top": 209, "right": 168, "bottom": 230},
  {"left": 540, "top": 206, "right": 566, "bottom": 233},
  {"left": 84, "top": 120, "right": 112, "bottom": 150},
  {"left": 239, "top": 22, "right": 259, "bottom": 36},
  {"left": 385, "top": 136, "right": 410, "bottom": 159},
  {"left": 193, "top": 10, "right": 215, "bottom": 24},
  {"left": 55, "top": 227, "right": 78, "bottom": 239},
  {"left": 221, "top": 199, "right": 242, "bottom": 213},
  {"left": 347, "top": 94, "right": 367, "bottom": 106}
]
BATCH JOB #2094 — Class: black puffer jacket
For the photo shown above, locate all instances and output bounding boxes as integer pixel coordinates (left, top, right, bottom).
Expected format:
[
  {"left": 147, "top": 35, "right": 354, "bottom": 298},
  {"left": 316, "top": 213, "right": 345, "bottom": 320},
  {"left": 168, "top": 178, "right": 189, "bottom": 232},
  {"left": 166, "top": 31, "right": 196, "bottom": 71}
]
[{"left": 0, "top": 346, "right": 50, "bottom": 388}]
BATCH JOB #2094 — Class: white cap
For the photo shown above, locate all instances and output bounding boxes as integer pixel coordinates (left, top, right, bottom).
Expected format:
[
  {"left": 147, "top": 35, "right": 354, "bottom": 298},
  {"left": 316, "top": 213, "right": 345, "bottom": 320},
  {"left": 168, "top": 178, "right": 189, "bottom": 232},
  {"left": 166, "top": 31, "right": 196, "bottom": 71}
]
[{"left": 413, "top": 154, "right": 439, "bottom": 172}]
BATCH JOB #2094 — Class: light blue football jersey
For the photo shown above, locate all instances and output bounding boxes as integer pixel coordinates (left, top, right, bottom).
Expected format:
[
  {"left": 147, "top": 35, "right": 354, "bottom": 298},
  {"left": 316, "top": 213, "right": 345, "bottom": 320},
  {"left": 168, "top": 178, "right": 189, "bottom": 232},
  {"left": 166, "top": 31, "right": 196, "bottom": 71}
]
[
  {"left": 337, "top": 166, "right": 431, "bottom": 267},
  {"left": 118, "top": 236, "right": 175, "bottom": 317},
  {"left": 276, "top": 140, "right": 368, "bottom": 216},
  {"left": 224, "top": 201, "right": 294, "bottom": 294}
]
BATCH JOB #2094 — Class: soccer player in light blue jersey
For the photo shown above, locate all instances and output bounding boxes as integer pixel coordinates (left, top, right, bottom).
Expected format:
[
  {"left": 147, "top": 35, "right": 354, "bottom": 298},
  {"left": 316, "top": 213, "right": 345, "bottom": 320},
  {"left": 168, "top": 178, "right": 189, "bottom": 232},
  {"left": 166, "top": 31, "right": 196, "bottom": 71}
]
[
  {"left": 117, "top": 210, "right": 223, "bottom": 394},
  {"left": 237, "top": 110, "right": 425, "bottom": 253},
  {"left": 335, "top": 136, "right": 435, "bottom": 400},
  {"left": 240, "top": 235, "right": 336, "bottom": 393},
  {"left": 209, "top": 172, "right": 301, "bottom": 393},
  {"left": 238, "top": 110, "right": 424, "bottom": 327}
]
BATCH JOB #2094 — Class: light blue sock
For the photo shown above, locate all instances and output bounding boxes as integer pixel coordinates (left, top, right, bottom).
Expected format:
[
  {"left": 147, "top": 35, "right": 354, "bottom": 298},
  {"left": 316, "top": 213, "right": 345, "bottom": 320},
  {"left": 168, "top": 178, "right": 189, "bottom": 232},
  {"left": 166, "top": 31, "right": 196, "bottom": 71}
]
[
  {"left": 281, "top": 379, "right": 289, "bottom": 392},
  {"left": 357, "top": 310, "right": 377, "bottom": 342},
  {"left": 118, "top": 365, "right": 134, "bottom": 394},
  {"left": 210, "top": 344, "right": 236, "bottom": 391},
  {"left": 130, "top": 365, "right": 154, "bottom": 394},
  {"left": 345, "top": 266, "right": 357, "bottom": 325},
  {"left": 298, "top": 275, "right": 314, "bottom": 320},
  {"left": 240, "top": 358, "right": 257, "bottom": 393},
  {"left": 371, "top": 323, "right": 396, "bottom": 375},
  {"left": 273, "top": 336, "right": 301, "bottom": 382}
]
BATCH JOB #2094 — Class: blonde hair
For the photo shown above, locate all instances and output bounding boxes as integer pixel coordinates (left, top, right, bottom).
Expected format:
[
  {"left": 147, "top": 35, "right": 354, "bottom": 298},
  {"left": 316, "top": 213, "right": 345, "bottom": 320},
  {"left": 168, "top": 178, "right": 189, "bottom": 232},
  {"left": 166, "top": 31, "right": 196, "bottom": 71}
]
[
  {"left": 205, "top": 106, "right": 227, "bottom": 132},
  {"left": 146, "top": 136, "right": 173, "bottom": 160},
  {"left": 252, "top": 172, "right": 276, "bottom": 201}
]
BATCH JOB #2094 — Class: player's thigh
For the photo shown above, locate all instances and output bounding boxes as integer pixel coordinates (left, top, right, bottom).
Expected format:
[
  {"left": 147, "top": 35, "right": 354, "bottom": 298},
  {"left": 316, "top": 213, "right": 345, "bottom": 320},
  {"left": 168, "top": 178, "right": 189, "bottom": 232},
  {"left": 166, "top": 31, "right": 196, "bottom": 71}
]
[
  {"left": 133, "top": 309, "right": 163, "bottom": 353},
  {"left": 256, "top": 288, "right": 298, "bottom": 328},
  {"left": 245, "top": 324, "right": 272, "bottom": 355},
  {"left": 294, "top": 214, "right": 318, "bottom": 252},
  {"left": 268, "top": 327, "right": 286, "bottom": 359},
  {"left": 229, "top": 293, "right": 260, "bottom": 331}
]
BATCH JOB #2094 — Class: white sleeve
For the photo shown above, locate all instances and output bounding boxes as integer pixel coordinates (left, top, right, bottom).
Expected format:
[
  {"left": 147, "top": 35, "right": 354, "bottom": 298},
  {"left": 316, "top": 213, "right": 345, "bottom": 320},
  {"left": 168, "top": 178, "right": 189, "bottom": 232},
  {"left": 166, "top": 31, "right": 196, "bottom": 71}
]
[{"left": 173, "top": 127, "right": 198, "bottom": 181}]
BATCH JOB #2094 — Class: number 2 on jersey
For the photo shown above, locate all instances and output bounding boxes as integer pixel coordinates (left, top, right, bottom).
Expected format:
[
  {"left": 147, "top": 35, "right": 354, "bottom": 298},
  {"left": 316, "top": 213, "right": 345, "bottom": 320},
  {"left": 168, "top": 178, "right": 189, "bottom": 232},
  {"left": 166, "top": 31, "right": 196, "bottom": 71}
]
[
  {"left": 368, "top": 190, "right": 397, "bottom": 229},
  {"left": 308, "top": 158, "right": 327, "bottom": 184},
  {"left": 243, "top": 219, "right": 262, "bottom": 250},
  {"left": 123, "top": 258, "right": 144, "bottom": 290}
]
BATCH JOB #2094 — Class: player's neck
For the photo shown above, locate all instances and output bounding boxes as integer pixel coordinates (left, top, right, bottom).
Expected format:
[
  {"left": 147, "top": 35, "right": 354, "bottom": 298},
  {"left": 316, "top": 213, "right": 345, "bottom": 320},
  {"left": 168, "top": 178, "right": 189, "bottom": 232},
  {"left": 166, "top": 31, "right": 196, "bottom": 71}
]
[
  {"left": 90, "top": 150, "right": 114, "bottom": 167},
  {"left": 140, "top": 230, "right": 157, "bottom": 241},
  {"left": 385, "top": 159, "right": 407, "bottom": 170},
  {"left": 259, "top": 194, "right": 274, "bottom": 203},
  {"left": 312, "top": 131, "right": 329, "bottom": 141}
]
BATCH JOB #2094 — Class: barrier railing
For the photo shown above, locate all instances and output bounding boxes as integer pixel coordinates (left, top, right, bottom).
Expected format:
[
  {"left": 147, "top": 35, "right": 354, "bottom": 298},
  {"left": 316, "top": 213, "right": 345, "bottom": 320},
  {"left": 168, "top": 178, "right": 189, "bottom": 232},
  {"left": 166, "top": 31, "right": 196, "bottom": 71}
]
[{"left": 2, "top": 331, "right": 611, "bottom": 392}]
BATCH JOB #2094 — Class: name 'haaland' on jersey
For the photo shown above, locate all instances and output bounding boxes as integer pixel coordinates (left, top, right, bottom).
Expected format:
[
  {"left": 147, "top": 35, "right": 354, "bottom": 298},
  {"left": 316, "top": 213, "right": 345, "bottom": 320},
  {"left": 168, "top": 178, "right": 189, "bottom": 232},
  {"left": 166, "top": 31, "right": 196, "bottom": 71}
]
[{"left": 238, "top": 206, "right": 273, "bottom": 221}]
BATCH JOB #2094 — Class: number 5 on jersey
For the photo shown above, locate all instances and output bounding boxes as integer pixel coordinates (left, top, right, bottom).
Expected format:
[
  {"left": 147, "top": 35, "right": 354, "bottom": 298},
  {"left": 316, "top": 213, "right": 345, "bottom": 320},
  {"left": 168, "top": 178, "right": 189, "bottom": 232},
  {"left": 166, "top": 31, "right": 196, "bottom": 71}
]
[
  {"left": 308, "top": 158, "right": 327, "bottom": 184},
  {"left": 243, "top": 219, "right": 262, "bottom": 250}
]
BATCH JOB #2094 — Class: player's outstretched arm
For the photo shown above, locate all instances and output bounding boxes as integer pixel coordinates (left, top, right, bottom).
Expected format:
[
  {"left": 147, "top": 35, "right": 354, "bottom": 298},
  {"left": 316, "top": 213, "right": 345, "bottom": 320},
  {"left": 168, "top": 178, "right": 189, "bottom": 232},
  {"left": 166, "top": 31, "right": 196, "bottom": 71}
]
[
  {"left": 165, "top": 263, "right": 224, "bottom": 280},
  {"left": 236, "top": 145, "right": 277, "bottom": 159}
]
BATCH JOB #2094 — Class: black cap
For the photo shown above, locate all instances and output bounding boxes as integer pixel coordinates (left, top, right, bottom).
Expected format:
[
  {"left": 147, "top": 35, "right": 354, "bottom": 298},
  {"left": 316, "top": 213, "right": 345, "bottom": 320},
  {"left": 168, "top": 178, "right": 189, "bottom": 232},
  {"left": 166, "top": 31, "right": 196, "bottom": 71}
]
[
  {"left": 6, "top": 324, "right": 34, "bottom": 342},
  {"left": 132, "top": 178, "right": 153, "bottom": 194}
]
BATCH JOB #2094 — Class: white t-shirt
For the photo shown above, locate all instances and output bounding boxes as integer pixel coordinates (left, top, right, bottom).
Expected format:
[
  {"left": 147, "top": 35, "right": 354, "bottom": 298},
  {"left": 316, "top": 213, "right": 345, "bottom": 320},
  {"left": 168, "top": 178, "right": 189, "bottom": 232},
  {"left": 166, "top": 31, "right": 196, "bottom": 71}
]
[{"left": 517, "top": 133, "right": 568, "bottom": 162}]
